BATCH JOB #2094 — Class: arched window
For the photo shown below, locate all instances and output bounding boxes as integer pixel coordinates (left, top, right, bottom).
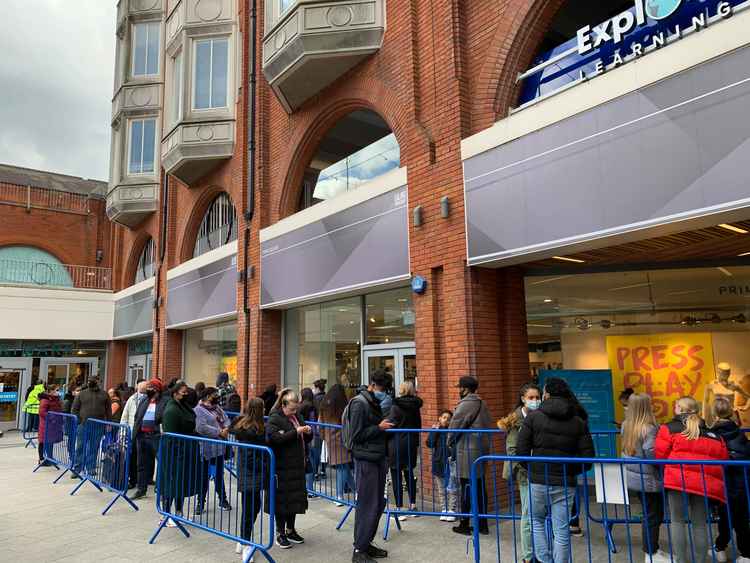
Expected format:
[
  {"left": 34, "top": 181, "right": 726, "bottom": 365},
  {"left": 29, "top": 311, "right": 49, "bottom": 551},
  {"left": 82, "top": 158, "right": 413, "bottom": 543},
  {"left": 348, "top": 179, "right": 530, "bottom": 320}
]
[
  {"left": 0, "top": 245, "right": 73, "bottom": 287},
  {"left": 193, "top": 193, "right": 237, "bottom": 257},
  {"left": 297, "top": 109, "right": 400, "bottom": 211},
  {"left": 134, "top": 238, "right": 155, "bottom": 283}
]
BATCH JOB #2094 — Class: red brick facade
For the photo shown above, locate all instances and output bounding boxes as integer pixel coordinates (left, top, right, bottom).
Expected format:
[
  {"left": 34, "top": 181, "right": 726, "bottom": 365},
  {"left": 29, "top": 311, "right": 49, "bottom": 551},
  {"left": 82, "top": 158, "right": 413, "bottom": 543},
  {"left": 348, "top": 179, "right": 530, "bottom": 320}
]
[{"left": 108, "top": 0, "right": 567, "bottom": 421}]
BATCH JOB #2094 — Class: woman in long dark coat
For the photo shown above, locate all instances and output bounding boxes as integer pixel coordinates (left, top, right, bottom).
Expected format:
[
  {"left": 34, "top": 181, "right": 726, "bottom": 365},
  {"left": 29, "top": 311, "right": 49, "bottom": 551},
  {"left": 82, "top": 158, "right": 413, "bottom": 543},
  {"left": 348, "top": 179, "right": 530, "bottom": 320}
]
[
  {"left": 266, "top": 388, "right": 312, "bottom": 549},
  {"left": 159, "top": 382, "right": 198, "bottom": 520}
]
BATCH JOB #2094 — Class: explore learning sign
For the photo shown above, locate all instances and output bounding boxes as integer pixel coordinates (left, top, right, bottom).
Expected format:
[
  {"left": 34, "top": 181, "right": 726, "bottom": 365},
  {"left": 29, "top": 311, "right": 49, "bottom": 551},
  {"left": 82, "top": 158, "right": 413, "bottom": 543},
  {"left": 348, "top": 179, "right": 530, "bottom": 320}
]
[{"left": 606, "top": 333, "right": 715, "bottom": 422}]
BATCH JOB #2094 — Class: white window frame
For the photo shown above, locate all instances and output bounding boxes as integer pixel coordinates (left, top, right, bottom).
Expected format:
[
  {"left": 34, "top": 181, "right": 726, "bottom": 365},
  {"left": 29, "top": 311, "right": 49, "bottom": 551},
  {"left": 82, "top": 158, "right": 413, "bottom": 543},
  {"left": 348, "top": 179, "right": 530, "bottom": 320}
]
[
  {"left": 172, "top": 50, "right": 183, "bottom": 124},
  {"left": 127, "top": 118, "right": 157, "bottom": 176},
  {"left": 192, "top": 36, "right": 230, "bottom": 111},
  {"left": 131, "top": 21, "right": 161, "bottom": 78}
]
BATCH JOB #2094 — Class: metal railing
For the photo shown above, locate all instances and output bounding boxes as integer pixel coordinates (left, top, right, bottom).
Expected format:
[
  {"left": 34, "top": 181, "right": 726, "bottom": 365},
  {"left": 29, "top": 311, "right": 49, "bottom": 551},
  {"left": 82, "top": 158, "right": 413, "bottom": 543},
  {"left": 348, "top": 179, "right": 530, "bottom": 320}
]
[
  {"left": 0, "top": 182, "right": 93, "bottom": 214},
  {"left": 0, "top": 258, "right": 111, "bottom": 290}
]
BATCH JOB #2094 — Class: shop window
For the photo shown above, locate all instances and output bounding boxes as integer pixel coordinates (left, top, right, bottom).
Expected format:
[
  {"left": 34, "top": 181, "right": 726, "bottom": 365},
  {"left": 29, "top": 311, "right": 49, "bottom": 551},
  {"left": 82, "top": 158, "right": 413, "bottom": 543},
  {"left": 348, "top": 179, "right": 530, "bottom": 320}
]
[
  {"left": 297, "top": 110, "right": 400, "bottom": 211},
  {"left": 365, "top": 287, "right": 415, "bottom": 345},
  {"left": 183, "top": 321, "right": 237, "bottom": 387},
  {"left": 525, "top": 265, "right": 750, "bottom": 427},
  {"left": 134, "top": 238, "right": 155, "bottom": 284},
  {"left": 193, "top": 38, "right": 229, "bottom": 110},
  {"left": 132, "top": 21, "right": 160, "bottom": 78},
  {"left": 193, "top": 193, "right": 237, "bottom": 258},
  {"left": 284, "top": 297, "right": 362, "bottom": 393}
]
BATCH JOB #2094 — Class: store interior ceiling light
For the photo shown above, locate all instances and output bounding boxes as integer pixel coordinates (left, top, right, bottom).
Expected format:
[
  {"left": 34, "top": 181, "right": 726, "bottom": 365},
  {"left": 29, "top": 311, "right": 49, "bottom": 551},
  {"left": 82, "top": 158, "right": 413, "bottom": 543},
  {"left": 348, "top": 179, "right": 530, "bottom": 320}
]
[
  {"left": 552, "top": 256, "right": 585, "bottom": 263},
  {"left": 717, "top": 267, "right": 733, "bottom": 277},
  {"left": 543, "top": 298, "right": 553, "bottom": 303},
  {"left": 369, "top": 317, "right": 376, "bottom": 323},
  {"left": 718, "top": 223, "right": 749, "bottom": 234},
  {"left": 739, "top": 251, "right": 750, "bottom": 257},
  {"left": 529, "top": 275, "right": 573, "bottom": 286},
  {"left": 608, "top": 282, "right": 652, "bottom": 292}
]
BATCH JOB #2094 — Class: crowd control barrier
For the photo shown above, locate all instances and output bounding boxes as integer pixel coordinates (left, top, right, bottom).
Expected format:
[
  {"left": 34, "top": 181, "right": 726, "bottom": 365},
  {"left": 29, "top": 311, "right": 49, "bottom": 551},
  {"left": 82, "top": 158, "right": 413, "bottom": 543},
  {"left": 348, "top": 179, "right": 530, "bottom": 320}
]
[
  {"left": 469, "top": 454, "right": 750, "bottom": 563},
  {"left": 70, "top": 418, "right": 138, "bottom": 515},
  {"left": 23, "top": 411, "right": 39, "bottom": 448},
  {"left": 33, "top": 411, "right": 78, "bottom": 481},
  {"left": 151, "top": 432, "right": 276, "bottom": 563}
]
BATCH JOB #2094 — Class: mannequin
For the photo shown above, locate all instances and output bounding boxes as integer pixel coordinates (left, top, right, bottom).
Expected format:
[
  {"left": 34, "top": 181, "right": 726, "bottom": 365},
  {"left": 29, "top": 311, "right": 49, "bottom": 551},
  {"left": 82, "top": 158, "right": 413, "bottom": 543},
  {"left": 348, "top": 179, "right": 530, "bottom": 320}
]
[{"left": 703, "top": 362, "right": 750, "bottom": 427}]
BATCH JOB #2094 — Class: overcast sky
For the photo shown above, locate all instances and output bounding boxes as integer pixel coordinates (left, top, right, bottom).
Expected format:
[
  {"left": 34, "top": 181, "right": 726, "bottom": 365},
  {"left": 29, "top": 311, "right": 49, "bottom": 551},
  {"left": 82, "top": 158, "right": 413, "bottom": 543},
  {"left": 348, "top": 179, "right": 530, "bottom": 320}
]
[{"left": 0, "top": 1, "right": 116, "bottom": 182}]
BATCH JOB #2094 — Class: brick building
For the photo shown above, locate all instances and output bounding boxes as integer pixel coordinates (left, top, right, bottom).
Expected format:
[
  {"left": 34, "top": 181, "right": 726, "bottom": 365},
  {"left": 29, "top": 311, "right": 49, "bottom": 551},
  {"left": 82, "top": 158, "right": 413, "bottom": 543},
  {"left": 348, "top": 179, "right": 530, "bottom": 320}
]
[{"left": 75, "top": 0, "right": 750, "bottom": 433}]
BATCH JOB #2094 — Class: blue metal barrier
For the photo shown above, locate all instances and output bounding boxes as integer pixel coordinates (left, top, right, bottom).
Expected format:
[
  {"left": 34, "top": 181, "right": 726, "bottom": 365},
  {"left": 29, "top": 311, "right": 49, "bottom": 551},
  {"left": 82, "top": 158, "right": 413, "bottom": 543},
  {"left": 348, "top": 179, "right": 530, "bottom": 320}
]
[
  {"left": 33, "top": 411, "right": 77, "bottom": 481},
  {"left": 470, "top": 454, "right": 750, "bottom": 563},
  {"left": 22, "top": 411, "right": 39, "bottom": 448},
  {"left": 70, "top": 418, "right": 138, "bottom": 515},
  {"left": 150, "top": 432, "right": 276, "bottom": 563}
]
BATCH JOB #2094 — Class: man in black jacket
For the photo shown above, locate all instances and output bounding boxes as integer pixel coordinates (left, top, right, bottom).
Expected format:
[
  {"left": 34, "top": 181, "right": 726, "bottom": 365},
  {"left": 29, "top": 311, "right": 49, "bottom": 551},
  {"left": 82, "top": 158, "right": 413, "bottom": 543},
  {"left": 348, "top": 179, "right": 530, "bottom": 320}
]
[
  {"left": 71, "top": 376, "right": 111, "bottom": 477},
  {"left": 347, "top": 370, "right": 394, "bottom": 563},
  {"left": 516, "top": 377, "right": 595, "bottom": 563},
  {"left": 131, "top": 378, "right": 169, "bottom": 500}
]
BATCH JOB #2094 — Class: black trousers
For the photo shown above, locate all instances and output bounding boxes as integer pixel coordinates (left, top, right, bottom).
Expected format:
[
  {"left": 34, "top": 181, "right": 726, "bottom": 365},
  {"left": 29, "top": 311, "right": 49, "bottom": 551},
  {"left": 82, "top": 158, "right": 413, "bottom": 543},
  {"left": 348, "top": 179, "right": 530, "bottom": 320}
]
[
  {"left": 716, "top": 494, "right": 750, "bottom": 557},
  {"left": 128, "top": 437, "right": 138, "bottom": 488},
  {"left": 635, "top": 491, "right": 664, "bottom": 554},
  {"left": 459, "top": 477, "right": 488, "bottom": 531},
  {"left": 199, "top": 456, "right": 227, "bottom": 506},
  {"left": 277, "top": 513, "right": 297, "bottom": 534},
  {"left": 390, "top": 465, "right": 417, "bottom": 508},
  {"left": 354, "top": 458, "right": 387, "bottom": 551},
  {"left": 241, "top": 489, "right": 263, "bottom": 541},
  {"left": 136, "top": 433, "right": 159, "bottom": 491}
]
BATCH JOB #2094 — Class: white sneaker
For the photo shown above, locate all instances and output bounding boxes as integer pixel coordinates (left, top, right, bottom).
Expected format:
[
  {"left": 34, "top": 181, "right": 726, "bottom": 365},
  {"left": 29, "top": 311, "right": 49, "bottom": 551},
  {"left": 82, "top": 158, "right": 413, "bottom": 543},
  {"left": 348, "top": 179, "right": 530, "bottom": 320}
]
[
  {"left": 736, "top": 557, "right": 750, "bottom": 563},
  {"left": 397, "top": 514, "right": 408, "bottom": 521},
  {"left": 445, "top": 510, "right": 457, "bottom": 522},
  {"left": 439, "top": 511, "right": 449, "bottom": 522},
  {"left": 644, "top": 551, "right": 670, "bottom": 563},
  {"left": 334, "top": 502, "right": 344, "bottom": 507},
  {"left": 708, "top": 548, "right": 728, "bottom": 563},
  {"left": 235, "top": 542, "right": 242, "bottom": 554},
  {"left": 241, "top": 546, "right": 254, "bottom": 563},
  {"left": 165, "top": 518, "right": 177, "bottom": 528}
]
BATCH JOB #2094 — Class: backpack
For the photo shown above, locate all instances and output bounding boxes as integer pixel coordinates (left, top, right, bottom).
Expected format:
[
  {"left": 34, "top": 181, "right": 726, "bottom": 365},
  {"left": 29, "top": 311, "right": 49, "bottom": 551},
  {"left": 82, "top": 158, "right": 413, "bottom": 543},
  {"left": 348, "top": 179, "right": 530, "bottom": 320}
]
[{"left": 341, "top": 396, "right": 359, "bottom": 451}]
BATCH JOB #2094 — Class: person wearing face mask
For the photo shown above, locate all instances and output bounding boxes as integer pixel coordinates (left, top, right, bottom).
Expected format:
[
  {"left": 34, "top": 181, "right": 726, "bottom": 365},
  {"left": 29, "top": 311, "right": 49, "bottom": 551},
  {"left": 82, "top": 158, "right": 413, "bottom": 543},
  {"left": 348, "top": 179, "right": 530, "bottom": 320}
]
[
  {"left": 131, "top": 378, "right": 169, "bottom": 500},
  {"left": 497, "top": 383, "right": 542, "bottom": 563},
  {"left": 194, "top": 387, "right": 232, "bottom": 513},
  {"left": 71, "top": 375, "right": 111, "bottom": 478},
  {"left": 267, "top": 388, "right": 313, "bottom": 549},
  {"left": 121, "top": 380, "right": 148, "bottom": 490},
  {"left": 448, "top": 375, "right": 494, "bottom": 537}
]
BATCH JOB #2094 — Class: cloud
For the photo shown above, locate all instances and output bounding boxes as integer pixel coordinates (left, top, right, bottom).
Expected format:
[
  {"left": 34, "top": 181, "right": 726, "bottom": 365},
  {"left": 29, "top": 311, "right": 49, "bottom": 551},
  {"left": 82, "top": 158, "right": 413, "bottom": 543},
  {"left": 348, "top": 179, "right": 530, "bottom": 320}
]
[{"left": 0, "top": 1, "right": 116, "bottom": 181}]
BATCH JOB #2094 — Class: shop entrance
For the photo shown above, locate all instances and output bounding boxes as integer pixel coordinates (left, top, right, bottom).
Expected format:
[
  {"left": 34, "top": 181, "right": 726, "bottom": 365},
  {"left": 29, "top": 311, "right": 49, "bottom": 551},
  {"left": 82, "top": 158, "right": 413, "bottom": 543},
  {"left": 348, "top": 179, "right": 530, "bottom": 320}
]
[
  {"left": 363, "top": 344, "right": 417, "bottom": 393},
  {"left": 127, "top": 354, "right": 152, "bottom": 387},
  {"left": 0, "top": 358, "right": 32, "bottom": 432},
  {"left": 40, "top": 357, "right": 98, "bottom": 393}
]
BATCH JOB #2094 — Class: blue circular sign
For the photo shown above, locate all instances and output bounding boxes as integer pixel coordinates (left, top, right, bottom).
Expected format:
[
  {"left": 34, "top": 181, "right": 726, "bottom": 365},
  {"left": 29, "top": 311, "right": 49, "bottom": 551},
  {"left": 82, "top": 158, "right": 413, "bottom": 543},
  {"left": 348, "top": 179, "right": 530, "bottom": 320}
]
[
  {"left": 411, "top": 275, "right": 427, "bottom": 295},
  {"left": 645, "top": 0, "right": 683, "bottom": 20}
]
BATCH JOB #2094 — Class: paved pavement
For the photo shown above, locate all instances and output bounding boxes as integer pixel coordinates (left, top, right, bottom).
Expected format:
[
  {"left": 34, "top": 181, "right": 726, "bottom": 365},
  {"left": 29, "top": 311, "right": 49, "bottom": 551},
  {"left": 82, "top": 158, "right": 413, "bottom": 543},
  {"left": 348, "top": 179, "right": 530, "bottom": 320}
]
[{"left": 1, "top": 430, "right": 646, "bottom": 562}]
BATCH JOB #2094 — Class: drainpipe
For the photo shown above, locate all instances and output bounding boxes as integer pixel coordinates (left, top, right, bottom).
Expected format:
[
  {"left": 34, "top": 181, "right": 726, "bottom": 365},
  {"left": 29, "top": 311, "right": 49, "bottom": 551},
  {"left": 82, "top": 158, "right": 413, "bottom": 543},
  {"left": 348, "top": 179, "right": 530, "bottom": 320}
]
[
  {"left": 154, "top": 172, "right": 169, "bottom": 380},
  {"left": 243, "top": 0, "right": 257, "bottom": 401}
]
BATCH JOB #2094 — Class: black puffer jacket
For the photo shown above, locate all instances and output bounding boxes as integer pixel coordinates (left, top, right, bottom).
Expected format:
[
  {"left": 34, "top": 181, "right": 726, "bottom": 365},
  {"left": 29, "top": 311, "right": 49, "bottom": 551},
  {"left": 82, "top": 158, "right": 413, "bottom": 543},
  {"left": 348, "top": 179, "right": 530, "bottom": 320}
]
[
  {"left": 71, "top": 384, "right": 111, "bottom": 424},
  {"left": 266, "top": 409, "right": 312, "bottom": 515},
  {"left": 388, "top": 395, "right": 423, "bottom": 468},
  {"left": 516, "top": 397, "right": 595, "bottom": 486},
  {"left": 231, "top": 423, "right": 268, "bottom": 493},
  {"left": 711, "top": 419, "right": 750, "bottom": 495},
  {"left": 347, "top": 390, "right": 387, "bottom": 463}
]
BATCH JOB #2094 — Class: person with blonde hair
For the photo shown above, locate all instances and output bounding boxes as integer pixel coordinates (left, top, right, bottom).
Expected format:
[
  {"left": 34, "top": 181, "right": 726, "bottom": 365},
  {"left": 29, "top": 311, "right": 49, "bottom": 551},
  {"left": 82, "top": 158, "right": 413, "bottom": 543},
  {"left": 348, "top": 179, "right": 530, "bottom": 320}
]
[
  {"left": 655, "top": 397, "right": 729, "bottom": 563},
  {"left": 621, "top": 393, "right": 669, "bottom": 563},
  {"left": 387, "top": 379, "right": 423, "bottom": 518},
  {"left": 708, "top": 397, "right": 750, "bottom": 563}
]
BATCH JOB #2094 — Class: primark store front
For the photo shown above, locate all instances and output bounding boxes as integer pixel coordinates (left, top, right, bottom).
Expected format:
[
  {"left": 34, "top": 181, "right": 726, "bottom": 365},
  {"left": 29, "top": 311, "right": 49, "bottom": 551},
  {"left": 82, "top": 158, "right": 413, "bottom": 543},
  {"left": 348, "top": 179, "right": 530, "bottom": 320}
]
[{"left": 461, "top": 0, "right": 750, "bottom": 427}]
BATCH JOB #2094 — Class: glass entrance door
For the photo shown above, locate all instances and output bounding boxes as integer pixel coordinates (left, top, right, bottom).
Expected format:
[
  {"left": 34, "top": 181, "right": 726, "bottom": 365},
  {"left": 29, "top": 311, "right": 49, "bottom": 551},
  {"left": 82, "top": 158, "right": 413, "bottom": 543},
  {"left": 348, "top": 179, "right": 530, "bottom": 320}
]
[
  {"left": 363, "top": 346, "right": 417, "bottom": 395},
  {"left": 41, "top": 358, "right": 98, "bottom": 393},
  {"left": 0, "top": 370, "right": 22, "bottom": 430}
]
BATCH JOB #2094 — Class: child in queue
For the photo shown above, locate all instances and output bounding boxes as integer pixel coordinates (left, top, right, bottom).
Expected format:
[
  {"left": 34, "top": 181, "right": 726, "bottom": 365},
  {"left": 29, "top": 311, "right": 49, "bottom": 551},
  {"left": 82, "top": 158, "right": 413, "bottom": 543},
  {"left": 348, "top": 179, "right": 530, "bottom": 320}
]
[
  {"left": 655, "top": 396, "right": 728, "bottom": 563},
  {"left": 427, "top": 409, "right": 458, "bottom": 522}
]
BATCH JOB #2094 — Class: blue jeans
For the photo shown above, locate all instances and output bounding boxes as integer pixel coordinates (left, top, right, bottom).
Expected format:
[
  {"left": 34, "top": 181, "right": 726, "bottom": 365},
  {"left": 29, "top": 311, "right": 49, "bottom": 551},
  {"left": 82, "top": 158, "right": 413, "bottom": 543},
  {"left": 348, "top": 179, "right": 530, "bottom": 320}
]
[
  {"left": 530, "top": 483, "right": 575, "bottom": 563},
  {"left": 335, "top": 463, "right": 355, "bottom": 500},
  {"left": 73, "top": 428, "right": 96, "bottom": 476}
]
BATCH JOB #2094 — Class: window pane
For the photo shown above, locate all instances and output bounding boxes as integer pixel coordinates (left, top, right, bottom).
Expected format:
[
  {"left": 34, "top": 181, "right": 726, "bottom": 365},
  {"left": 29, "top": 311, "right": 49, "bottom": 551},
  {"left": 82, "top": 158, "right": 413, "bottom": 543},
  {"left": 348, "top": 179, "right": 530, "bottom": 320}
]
[
  {"left": 172, "top": 52, "right": 182, "bottom": 122},
  {"left": 194, "top": 41, "right": 211, "bottom": 109},
  {"left": 211, "top": 39, "right": 229, "bottom": 108},
  {"left": 133, "top": 24, "right": 147, "bottom": 76},
  {"left": 129, "top": 120, "right": 144, "bottom": 174},
  {"left": 280, "top": 0, "right": 295, "bottom": 13},
  {"left": 146, "top": 22, "right": 160, "bottom": 75},
  {"left": 365, "top": 287, "right": 415, "bottom": 345},
  {"left": 141, "top": 119, "right": 156, "bottom": 173}
]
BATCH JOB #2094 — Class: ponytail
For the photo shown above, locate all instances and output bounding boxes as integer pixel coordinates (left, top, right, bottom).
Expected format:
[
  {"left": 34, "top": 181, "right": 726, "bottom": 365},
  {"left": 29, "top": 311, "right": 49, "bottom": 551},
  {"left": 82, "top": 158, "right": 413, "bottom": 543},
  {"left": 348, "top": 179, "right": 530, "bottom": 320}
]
[{"left": 675, "top": 396, "right": 702, "bottom": 440}]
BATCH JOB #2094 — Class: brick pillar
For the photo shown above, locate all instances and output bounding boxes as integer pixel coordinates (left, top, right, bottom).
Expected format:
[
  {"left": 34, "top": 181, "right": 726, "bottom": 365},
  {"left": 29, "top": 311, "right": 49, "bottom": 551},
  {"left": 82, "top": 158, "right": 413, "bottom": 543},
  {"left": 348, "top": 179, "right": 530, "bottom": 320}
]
[{"left": 105, "top": 340, "right": 128, "bottom": 389}]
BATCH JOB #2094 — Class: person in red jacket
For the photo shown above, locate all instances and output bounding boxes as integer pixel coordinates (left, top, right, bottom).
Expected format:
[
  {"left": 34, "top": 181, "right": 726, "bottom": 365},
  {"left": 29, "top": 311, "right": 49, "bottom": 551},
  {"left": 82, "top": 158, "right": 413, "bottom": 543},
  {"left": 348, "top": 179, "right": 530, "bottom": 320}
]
[
  {"left": 655, "top": 396, "right": 729, "bottom": 563},
  {"left": 38, "top": 384, "right": 63, "bottom": 467}
]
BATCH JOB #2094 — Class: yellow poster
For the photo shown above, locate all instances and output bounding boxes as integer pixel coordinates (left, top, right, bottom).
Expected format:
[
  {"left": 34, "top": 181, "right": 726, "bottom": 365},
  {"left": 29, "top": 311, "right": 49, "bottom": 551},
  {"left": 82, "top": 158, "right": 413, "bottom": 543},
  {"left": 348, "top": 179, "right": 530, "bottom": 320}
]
[
  {"left": 606, "top": 333, "right": 715, "bottom": 422},
  {"left": 221, "top": 356, "right": 238, "bottom": 386}
]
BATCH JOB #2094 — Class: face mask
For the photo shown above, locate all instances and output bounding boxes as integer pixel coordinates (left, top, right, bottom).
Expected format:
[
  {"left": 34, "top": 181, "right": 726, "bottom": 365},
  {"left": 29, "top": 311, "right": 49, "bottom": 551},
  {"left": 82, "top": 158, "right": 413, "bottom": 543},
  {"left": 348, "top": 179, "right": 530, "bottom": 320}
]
[
  {"left": 209, "top": 396, "right": 220, "bottom": 405},
  {"left": 373, "top": 391, "right": 387, "bottom": 402},
  {"left": 525, "top": 399, "right": 541, "bottom": 411},
  {"left": 146, "top": 389, "right": 156, "bottom": 398}
]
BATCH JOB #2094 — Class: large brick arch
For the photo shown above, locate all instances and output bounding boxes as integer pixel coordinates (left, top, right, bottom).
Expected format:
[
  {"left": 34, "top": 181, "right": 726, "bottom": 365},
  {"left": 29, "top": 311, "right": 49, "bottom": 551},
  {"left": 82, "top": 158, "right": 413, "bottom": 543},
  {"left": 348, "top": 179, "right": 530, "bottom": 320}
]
[
  {"left": 0, "top": 237, "right": 76, "bottom": 267},
  {"left": 122, "top": 231, "right": 154, "bottom": 287},
  {"left": 178, "top": 186, "right": 237, "bottom": 263},
  {"left": 275, "top": 87, "right": 412, "bottom": 221},
  {"left": 473, "top": 0, "right": 566, "bottom": 132}
]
